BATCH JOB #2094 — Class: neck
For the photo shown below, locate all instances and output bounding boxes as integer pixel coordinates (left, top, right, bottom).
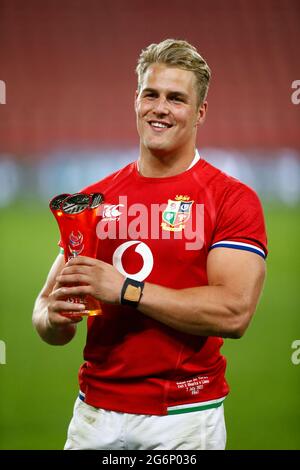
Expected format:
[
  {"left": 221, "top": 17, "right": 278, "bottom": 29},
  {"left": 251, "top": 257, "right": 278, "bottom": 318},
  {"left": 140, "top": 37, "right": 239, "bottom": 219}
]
[{"left": 138, "top": 145, "right": 197, "bottom": 178}]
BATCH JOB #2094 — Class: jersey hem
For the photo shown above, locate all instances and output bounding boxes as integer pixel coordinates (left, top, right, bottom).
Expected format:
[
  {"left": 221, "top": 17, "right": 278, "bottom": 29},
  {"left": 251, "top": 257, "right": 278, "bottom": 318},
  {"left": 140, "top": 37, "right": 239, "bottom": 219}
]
[
  {"left": 167, "top": 396, "right": 226, "bottom": 415},
  {"left": 78, "top": 390, "right": 228, "bottom": 416}
]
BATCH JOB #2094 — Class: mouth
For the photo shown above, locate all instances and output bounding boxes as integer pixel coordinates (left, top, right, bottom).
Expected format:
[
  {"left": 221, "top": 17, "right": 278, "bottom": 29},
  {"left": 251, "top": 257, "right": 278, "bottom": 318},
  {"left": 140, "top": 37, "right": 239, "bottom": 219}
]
[{"left": 147, "top": 120, "right": 173, "bottom": 132}]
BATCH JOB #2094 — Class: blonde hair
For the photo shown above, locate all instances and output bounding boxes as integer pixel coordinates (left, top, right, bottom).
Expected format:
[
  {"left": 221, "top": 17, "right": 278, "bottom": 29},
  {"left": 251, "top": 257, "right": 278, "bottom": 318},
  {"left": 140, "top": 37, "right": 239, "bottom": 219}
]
[{"left": 136, "top": 39, "right": 211, "bottom": 107}]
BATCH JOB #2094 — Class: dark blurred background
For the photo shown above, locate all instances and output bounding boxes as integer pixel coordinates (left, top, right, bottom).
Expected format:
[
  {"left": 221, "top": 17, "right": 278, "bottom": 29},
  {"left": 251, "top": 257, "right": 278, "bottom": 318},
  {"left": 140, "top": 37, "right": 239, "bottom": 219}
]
[{"left": 0, "top": 0, "right": 299, "bottom": 449}]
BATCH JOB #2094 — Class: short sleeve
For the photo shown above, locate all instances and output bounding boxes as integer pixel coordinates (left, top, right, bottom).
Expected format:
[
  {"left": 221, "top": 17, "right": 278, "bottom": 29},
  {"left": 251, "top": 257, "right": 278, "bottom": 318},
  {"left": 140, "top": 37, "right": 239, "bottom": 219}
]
[{"left": 210, "top": 183, "right": 268, "bottom": 259}]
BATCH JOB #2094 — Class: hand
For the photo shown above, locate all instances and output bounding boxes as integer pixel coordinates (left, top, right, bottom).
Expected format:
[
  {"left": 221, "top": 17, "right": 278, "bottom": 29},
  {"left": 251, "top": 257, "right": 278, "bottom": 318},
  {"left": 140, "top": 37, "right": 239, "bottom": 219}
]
[
  {"left": 55, "top": 256, "right": 125, "bottom": 305},
  {"left": 47, "top": 280, "right": 85, "bottom": 328}
]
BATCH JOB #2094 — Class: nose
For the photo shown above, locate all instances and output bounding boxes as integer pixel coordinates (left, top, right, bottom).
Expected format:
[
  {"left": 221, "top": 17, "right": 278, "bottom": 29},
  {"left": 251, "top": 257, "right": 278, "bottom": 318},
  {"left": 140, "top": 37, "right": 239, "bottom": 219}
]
[{"left": 153, "top": 96, "right": 169, "bottom": 115}]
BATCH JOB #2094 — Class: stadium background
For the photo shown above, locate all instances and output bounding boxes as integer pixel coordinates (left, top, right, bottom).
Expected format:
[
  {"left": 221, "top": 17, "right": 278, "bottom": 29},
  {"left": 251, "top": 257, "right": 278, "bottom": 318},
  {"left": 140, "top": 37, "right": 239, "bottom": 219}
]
[{"left": 0, "top": 0, "right": 299, "bottom": 449}]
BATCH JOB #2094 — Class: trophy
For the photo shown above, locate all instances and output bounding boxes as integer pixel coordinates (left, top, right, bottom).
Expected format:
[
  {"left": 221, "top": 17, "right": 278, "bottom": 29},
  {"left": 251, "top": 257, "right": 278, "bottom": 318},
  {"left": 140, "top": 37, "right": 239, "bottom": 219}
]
[{"left": 50, "top": 192, "right": 104, "bottom": 317}]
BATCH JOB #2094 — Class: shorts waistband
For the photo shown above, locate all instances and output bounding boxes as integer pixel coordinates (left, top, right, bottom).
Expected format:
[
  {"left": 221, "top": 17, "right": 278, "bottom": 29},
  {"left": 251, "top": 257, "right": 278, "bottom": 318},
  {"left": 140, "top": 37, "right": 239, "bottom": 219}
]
[{"left": 78, "top": 390, "right": 225, "bottom": 415}]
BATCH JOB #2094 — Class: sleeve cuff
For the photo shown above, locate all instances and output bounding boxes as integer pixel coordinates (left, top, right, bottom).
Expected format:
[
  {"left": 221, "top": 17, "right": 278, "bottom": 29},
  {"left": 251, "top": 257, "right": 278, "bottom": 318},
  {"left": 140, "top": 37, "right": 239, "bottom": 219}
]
[{"left": 210, "top": 241, "right": 266, "bottom": 259}]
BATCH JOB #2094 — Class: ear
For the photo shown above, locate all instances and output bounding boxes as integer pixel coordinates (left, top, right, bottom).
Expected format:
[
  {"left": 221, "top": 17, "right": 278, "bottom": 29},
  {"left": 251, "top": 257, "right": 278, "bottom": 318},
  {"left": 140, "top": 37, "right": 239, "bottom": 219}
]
[{"left": 196, "top": 101, "right": 208, "bottom": 127}]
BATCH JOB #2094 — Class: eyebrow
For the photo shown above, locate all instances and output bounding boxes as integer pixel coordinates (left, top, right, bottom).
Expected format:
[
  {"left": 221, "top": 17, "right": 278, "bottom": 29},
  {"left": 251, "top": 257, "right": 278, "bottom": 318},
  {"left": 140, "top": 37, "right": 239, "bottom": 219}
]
[{"left": 142, "top": 87, "right": 189, "bottom": 99}]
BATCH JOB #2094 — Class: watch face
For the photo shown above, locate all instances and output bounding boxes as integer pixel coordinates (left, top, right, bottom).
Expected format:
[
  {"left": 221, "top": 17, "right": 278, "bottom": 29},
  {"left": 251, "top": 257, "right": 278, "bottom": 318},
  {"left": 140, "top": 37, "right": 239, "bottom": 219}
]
[{"left": 124, "top": 284, "right": 142, "bottom": 303}]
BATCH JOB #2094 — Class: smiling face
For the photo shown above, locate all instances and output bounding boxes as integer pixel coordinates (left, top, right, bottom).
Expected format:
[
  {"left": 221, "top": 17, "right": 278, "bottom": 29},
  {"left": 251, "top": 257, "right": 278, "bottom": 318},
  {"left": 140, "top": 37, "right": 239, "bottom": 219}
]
[{"left": 135, "top": 63, "right": 206, "bottom": 159}]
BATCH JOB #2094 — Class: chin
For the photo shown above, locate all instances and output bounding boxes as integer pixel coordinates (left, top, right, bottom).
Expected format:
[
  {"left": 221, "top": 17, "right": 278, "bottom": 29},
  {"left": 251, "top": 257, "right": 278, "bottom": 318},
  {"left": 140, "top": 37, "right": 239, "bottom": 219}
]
[
  {"left": 147, "top": 146, "right": 172, "bottom": 157},
  {"left": 144, "top": 140, "right": 173, "bottom": 155}
]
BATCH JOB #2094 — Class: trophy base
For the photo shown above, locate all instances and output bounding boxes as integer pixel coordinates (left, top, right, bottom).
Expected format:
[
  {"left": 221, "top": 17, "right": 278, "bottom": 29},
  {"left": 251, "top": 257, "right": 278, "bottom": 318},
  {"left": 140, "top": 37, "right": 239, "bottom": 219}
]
[
  {"left": 60, "top": 308, "right": 103, "bottom": 319},
  {"left": 60, "top": 294, "right": 103, "bottom": 318},
  {"left": 81, "top": 308, "right": 103, "bottom": 316}
]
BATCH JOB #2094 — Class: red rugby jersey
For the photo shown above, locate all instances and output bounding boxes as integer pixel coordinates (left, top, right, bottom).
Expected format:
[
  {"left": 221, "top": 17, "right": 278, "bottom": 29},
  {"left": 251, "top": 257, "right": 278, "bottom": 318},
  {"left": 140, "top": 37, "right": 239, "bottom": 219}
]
[{"left": 69, "top": 157, "right": 267, "bottom": 415}]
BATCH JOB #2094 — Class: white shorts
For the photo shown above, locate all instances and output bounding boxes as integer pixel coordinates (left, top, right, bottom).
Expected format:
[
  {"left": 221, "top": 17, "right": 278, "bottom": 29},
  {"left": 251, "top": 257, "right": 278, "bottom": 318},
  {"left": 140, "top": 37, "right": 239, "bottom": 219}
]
[{"left": 64, "top": 397, "right": 226, "bottom": 450}]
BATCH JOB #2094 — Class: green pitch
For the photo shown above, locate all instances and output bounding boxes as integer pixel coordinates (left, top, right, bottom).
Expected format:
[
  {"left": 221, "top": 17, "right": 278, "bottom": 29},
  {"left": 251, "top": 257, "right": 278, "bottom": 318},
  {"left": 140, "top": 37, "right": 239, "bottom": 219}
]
[{"left": 0, "top": 202, "right": 299, "bottom": 449}]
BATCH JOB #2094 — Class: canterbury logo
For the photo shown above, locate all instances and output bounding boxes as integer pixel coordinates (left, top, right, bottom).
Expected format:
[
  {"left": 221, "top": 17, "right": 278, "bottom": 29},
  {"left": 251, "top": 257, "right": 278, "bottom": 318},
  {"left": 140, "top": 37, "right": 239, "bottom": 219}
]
[
  {"left": 102, "top": 204, "right": 124, "bottom": 220},
  {"left": 112, "top": 241, "right": 154, "bottom": 281}
]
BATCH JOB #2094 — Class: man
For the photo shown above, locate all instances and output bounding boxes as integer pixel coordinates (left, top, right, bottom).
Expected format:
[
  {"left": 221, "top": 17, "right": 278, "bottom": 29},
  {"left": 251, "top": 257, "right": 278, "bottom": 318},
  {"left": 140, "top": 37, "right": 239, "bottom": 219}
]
[{"left": 33, "top": 39, "right": 267, "bottom": 450}]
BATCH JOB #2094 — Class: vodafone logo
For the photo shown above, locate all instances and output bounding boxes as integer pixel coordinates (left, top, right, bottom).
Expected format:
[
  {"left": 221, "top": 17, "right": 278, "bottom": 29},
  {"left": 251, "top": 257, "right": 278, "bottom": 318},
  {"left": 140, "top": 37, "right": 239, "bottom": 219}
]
[{"left": 112, "top": 241, "right": 154, "bottom": 281}]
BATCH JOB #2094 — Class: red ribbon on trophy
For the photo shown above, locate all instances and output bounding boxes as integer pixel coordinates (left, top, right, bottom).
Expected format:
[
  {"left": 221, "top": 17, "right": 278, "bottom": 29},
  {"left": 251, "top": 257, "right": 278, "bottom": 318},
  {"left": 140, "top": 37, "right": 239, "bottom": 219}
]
[{"left": 50, "top": 192, "right": 104, "bottom": 317}]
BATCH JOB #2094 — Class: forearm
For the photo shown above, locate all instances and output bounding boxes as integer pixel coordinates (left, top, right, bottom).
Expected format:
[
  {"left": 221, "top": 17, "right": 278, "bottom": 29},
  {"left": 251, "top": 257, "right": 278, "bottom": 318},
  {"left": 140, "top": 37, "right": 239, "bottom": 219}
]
[
  {"left": 138, "top": 283, "right": 251, "bottom": 338},
  {"left": 32, "top": 296, "right": 77, "bottom": 346},
  {"left": 53, "top": 250, "right": 264, "bottom": 339}
]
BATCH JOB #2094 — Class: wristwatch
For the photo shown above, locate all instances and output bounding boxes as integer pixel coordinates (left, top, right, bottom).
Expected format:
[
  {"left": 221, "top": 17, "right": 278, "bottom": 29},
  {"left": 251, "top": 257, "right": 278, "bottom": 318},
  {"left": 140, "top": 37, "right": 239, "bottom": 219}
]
[{"left": 120, "top": 278, "right": 144, "bottom": 308}]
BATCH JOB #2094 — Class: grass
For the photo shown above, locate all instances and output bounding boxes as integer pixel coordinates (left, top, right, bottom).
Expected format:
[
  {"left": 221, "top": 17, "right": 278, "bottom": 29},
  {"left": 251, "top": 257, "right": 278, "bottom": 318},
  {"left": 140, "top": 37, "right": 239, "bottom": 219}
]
[{"left": 0, "top": 202, "right": 299, "bottom": 449}]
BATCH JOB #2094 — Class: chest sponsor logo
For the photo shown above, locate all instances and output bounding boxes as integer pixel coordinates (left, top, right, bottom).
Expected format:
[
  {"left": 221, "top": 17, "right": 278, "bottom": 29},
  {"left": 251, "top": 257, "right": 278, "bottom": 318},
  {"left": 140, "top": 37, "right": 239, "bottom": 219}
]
[
  {"left": 112, "top": 241, "right": 154, "bottom": 281},
  {"left": 161, "top": 195, "right": 194, "bottom": 232}
]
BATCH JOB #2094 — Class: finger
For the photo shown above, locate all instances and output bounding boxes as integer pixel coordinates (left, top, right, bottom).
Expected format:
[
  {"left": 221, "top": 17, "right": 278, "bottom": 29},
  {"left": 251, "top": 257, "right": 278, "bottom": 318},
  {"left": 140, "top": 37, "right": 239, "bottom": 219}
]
[
  {"left": 59, "top": 265, "right": 90, "bottom": 275},
  {"left": 52, "top": 281, "right": 60, "bottom": 291},
  {"left": 56, "top": 274, "right": 90, "bottom": 285},
  {"left": 59, "top": 313, "right": 84, "bottom": 322},
  {"left": 50, "top": 300, "right": 87, "bottom": 312},
  {"left": 48, "top": 309, "right": 84, "bottom": 326},
  {"left": 49, "top": 312, "right": 83, "bottom": 325},
  {"left": 66, "top": 256, "right": 97, "bottom": 267},
  {"left": 59, "top": 285, "right": 91, "bottom": 296},
  {"left": 51, "top": 285, "right": 90, "bottom": 299}
]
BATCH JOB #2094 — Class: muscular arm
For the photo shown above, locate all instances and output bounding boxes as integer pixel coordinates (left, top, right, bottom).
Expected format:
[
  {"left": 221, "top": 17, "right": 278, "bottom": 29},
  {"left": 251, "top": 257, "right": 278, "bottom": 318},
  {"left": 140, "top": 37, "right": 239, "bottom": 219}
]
[
  {"left": 138, "top": 248, "right": 266, "bottom": 338},
  {"left": 57, "top": 247, "right": 266, "bottom": 339},
  {"left": 32, "top": 254, "right": 85, "bottom": 345}
]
